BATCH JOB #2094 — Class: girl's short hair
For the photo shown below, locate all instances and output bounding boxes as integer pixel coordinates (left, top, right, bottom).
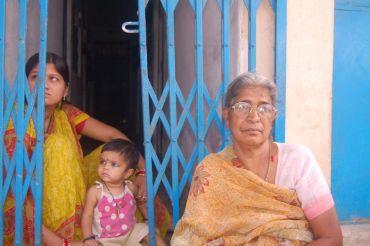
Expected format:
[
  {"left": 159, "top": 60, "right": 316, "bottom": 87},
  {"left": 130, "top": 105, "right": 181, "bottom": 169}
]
[{"left": 101, "top": 139, "right": 140, "bottom": 169}]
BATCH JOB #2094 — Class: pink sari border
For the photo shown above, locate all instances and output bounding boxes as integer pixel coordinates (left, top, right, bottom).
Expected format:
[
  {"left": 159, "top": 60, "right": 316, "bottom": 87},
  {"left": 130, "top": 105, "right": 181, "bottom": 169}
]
[{"left": 303, "top": 194, "right": 334, "bottom": 220}]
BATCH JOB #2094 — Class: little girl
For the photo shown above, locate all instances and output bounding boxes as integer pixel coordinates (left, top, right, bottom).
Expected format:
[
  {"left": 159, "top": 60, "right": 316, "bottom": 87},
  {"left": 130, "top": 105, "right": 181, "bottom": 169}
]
[{"left": 81, "top": 139, "right": 165, "bottom": 245}]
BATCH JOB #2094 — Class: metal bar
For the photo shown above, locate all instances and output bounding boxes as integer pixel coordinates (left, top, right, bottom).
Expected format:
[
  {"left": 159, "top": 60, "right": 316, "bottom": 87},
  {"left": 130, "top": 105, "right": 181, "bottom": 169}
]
[
  {"left": 195, "top": 0, "right": 205, "bottom": 165},
  {"left": 137, "top": 0, "right": 156, "bottom": 244},
  {"left": 274, "top": 0, "right": 287, "bottom": 141},
  {"left": 248, "top": 0, "right": 261, "bottom": 71},
  {"left": 166, "top": 0, "right": 180, "bottom": 226},
  {"left": 15, "top": 0, "right": 28, "bottom": 243},
  {"left": 0, "top": 0, "right": 5, "bottom": 241},
  {"left": 149, "top": 83, "right": 171, "bottom": 138},
  {"left": 179, "top": 146, "right": 197, "bottom": 193},
  {"left": 149, "top": 145, "right": 173, "bottom": 199},
  {"left": 204, "top": 86, "right": 223, "bottom": 139},
  {"left": 175, "top": 82, "right": 196, "bottom": 138},
  {"left": 152, "top": 145, "right": 172, "bottom": 195},
  {"left": 221, "top": 0, "right": 230, "bottom": 147},
  {"left": 34, "top": 0, "right": 48, "bottom": 243}
]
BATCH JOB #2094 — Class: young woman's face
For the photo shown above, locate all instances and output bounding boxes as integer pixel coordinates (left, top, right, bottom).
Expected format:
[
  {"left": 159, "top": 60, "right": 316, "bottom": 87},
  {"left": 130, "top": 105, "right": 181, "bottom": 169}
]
[
  {"left": 28, "top": 63, "right": 68, "bottom": 107},
  {"left": 98, "top": 151, "right": 132, "bottom": 185}
]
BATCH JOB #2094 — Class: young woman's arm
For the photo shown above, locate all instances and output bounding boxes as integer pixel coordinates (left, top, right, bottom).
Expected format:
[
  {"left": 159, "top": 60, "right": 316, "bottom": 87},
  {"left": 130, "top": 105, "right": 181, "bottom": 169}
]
[
  {"left": 81, "top": 117, "right": 128, "bottom": 143},
  {"left": 81, "top": 186, "right": 100, "bottom": 246},
  {"left": 308, "top": 207, "right": 343, "bottom": 245},
  {"left": 128, "top": 182, "right": 149, "bottom": 221}
]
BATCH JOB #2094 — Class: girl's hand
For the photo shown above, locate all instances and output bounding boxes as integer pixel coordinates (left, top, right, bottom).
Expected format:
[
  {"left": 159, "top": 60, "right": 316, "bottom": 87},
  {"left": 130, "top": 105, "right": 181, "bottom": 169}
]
[
  {"left": 83, "top": 239, "right": 99, "bottom": 246},
  {"left": 134, "top": 174, "right": 147, "bottom": 201}
]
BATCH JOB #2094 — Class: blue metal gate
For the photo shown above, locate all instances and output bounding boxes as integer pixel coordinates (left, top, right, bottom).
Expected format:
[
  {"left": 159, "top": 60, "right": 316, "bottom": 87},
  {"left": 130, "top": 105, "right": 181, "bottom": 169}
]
[
  {"left": 0, "top": 0, "right": 48, "bottom": 245},
  {"left": 1, "top": 0, "right": 287, "bottom": 244},
  {"left": 138, "top": 0, "right": 287, "bottom": 243}
]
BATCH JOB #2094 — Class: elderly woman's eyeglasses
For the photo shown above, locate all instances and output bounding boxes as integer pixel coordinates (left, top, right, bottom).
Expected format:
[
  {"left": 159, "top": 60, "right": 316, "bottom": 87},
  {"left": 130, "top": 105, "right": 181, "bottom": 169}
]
[{"left": 230, "top": 101, "right": 276, "bottom": 119}]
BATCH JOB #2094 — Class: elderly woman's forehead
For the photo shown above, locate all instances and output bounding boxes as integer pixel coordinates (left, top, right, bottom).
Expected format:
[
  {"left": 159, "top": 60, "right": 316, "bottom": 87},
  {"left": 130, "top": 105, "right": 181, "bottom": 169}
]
[
  {"left": 236, "top": 85, "right": 271, "bottom": 96},
  {"left": 231, "top": 86, "right": 273, "bottom": 104}
]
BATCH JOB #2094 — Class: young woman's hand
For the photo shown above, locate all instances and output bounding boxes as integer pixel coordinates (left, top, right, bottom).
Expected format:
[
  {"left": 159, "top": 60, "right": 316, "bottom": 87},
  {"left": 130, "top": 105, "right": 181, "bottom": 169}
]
[{"left": 134, "top": 174, "right": 147, "bottom": 201}]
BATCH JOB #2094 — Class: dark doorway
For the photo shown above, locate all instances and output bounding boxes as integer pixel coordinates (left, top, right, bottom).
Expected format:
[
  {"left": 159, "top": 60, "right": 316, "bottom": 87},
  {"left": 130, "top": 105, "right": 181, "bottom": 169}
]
[{"left": 75, "top": 0, "right": 142, "bottom": 152}]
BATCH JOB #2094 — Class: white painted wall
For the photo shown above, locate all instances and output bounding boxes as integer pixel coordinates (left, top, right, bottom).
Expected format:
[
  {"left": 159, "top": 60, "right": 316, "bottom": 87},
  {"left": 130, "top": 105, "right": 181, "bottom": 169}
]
[
  {"left": 5, "top": 0, "right": 64, "bottom": 83},
  {"left": 285, "top": 0, "right": 334, "bottom": 184}
]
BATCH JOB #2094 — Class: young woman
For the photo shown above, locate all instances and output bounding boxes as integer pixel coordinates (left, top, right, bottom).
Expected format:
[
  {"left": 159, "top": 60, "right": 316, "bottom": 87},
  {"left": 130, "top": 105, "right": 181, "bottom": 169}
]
[{"left": 3, "top": 52, "right": 171, "bottom": 245}]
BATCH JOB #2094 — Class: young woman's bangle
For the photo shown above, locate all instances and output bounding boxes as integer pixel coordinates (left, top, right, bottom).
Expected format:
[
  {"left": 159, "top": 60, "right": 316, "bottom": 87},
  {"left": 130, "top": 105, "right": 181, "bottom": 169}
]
[
  {"left": 135, "top": 169, "right": 146, "bottom": 176},
  {"left": 62, "top": 238, "right": 71, "bottom": 246},
  {"left": 82, "top": 235, "right": 96, "bottom": 242}
]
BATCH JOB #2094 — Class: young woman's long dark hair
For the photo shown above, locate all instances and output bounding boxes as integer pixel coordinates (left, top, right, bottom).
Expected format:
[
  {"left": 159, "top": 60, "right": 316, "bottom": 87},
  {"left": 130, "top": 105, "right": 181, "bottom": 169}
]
[{"left": 26, "top": 52, "right": 70, "bottom": 86}]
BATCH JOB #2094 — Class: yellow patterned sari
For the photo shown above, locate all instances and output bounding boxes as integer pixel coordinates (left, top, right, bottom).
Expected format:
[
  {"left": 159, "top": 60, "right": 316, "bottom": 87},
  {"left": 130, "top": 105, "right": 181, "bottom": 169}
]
[
  {"left": 4, "top": 104, "right": 89, "bottom": 245},
  {"left": 171, "top": 146, "right": 313, "bottom": 245}
]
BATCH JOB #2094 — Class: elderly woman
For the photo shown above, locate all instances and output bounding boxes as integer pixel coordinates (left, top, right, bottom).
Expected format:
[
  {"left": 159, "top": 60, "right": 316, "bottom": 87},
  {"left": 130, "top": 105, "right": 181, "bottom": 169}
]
[{"left": 171, "top": 73, "right": 342, "bottom": 245}]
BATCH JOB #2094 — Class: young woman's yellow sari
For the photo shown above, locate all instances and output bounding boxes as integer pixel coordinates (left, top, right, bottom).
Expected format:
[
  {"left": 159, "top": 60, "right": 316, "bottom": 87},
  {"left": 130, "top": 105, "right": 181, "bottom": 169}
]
[{"left": 4, "top": 104, "right": 88, "bottom": 244}]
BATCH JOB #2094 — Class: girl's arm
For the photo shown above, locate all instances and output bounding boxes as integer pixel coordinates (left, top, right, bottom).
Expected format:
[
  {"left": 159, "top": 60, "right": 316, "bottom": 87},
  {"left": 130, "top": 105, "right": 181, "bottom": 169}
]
[{"left": 81, "top": 186, "right": 99, "bottom": 245}]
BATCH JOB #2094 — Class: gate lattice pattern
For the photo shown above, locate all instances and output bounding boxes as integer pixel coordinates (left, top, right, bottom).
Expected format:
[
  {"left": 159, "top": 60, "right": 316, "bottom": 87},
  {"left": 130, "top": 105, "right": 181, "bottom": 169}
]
[
  {"left": 0, "top": 0, "right": 48, "bottom": 244},
  {"left": 138, "top": 0, "right": 286, "bottom": 243}
]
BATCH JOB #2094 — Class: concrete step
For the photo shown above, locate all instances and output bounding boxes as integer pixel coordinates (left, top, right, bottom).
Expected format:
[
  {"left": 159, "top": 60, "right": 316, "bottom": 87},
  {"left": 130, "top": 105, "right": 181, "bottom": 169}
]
[{"left": 341, "top": 223, "right": 370, "bottom": 246}]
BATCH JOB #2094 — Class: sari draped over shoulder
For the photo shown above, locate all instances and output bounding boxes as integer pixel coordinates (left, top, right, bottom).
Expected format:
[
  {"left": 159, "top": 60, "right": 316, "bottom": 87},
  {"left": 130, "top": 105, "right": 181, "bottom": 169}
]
[
  {"left": 3, "top": 104, "right": 89, "bottom": 245},
  {"left": 171, "top": 146, "right": 313, "bottom": 246}
]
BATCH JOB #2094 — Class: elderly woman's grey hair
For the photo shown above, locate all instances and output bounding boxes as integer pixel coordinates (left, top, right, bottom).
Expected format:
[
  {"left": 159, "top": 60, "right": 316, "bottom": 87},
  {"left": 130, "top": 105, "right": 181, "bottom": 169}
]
[{"left": 224, "top": 72, "right": 277, "bottom": 108}]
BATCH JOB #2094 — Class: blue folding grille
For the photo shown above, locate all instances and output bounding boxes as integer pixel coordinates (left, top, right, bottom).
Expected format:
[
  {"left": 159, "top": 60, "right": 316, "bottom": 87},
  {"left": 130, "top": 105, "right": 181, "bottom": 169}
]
[
  {"left": 0, "top": 0, "right": 286, "bottom": 244},
  {"left": 0, "top": 0, "right": 48, "bottom": 245},
  {"left": 138, "top": 0, "right": 287, "bottom": 243}
]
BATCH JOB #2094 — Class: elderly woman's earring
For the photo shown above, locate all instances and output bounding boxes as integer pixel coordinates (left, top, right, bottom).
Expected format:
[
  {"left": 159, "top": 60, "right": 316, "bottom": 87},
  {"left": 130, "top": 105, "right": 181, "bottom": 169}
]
[{"left": 63, "top": 95, "right": 67, "bottom": 102}]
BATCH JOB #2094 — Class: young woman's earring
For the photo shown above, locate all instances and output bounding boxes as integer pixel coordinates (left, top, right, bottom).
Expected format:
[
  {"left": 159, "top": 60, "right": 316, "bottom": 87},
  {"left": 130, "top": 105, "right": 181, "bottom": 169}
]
[{"left": 59, "top": 95, "right": 67, "bottom": 109}]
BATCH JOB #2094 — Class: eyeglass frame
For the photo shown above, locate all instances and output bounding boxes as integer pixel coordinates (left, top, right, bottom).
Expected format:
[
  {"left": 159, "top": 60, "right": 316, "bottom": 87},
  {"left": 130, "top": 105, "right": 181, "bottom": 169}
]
[{"left": 229, "top": 101, "right": 277, "bottom": 119}]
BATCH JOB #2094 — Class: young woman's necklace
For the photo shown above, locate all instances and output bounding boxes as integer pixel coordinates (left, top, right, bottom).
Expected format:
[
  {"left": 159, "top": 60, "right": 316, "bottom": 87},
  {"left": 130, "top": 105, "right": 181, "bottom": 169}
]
[
  {"left": 44, "top": 113, "right": 54, "bottom": 135},
  {"left": 103, "top": 182, "right": 125, "bottom": 216}
]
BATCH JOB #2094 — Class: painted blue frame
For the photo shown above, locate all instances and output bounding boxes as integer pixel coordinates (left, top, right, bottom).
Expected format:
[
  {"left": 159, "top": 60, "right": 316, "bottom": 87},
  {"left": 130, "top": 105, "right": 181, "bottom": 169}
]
[
  {"left": 138, "top": 0, "right": 287, "bottom": 244},
  {"left": 0, "top": 0, "right": 48, "bottom": 244},
  {"left": 332, "top": 0, "right": 370, "bottom": 221}
]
